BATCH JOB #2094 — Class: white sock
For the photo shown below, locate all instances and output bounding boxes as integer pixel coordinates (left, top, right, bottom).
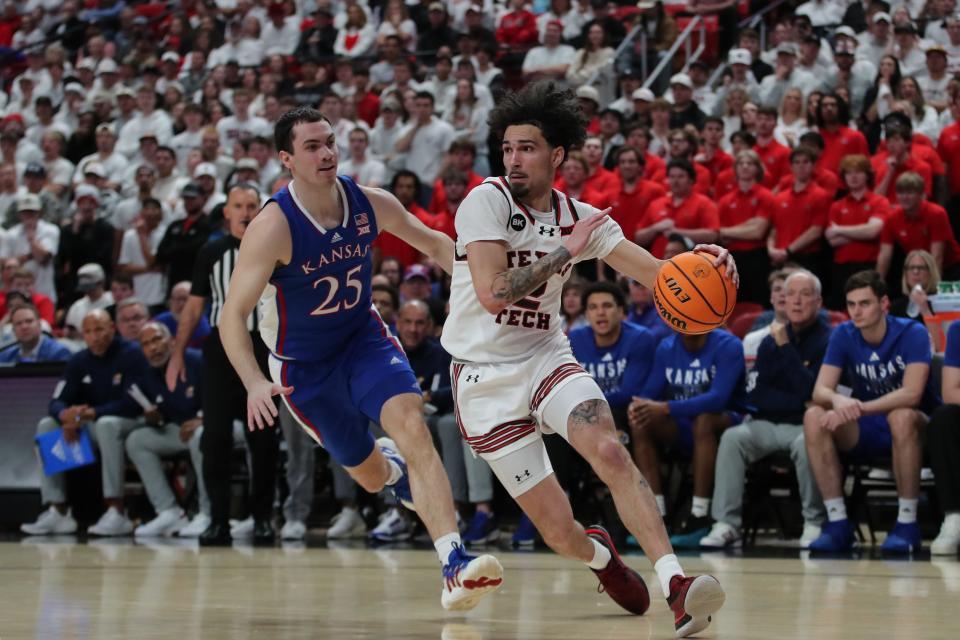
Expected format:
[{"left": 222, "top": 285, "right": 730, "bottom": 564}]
[
  {"left": 586, "top": 537, "right": 612, "bottom": 570},
  {"left": 691, "top": 496, "right": 710, "bottom": 519},
  {"left": 825, "top": 498, "right": 847, "bottom": 522},
  {"left": 654, "top": 554, "right": 685, "bottom": 597},
  {"left": 898, "top": 498, "right": 919, "bottom": 524},
  {"left": 655, "top": 495, "right": 666, "bottom": 517},
  {"left": 385, "top": 459, "right": 403, "bottom": 486},
  {"left": 435, "top": 532, "right": 462, "bottom": 564}
]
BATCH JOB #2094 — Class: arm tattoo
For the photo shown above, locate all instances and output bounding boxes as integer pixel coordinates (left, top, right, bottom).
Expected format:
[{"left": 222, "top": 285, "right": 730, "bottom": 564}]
[{"left": 490, "top": 245, "right": 571, "bottom": 306}]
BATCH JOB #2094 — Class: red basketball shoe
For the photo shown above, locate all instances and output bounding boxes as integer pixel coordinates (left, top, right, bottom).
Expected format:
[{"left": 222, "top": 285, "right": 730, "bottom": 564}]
[
  {"left": 667, "top": 574, "right": 725, "bottom": 638},
  {"left": 584, "top": 525, "right": 650, "bottom": 615}
]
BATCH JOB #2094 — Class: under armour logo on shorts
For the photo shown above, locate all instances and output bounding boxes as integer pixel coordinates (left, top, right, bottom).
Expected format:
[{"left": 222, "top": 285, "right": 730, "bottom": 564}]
[
  {"left": 465, "top": 374, "right": 480, "bottom": 383},
  {"left": 538, "top": 227, "right": 556, "bottom": 237},
  {"left": 515, "top": 469, "right": 532, "bottom": 483}
]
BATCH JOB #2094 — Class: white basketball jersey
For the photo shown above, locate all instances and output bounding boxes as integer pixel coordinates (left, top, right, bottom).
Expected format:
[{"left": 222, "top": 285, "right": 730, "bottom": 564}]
[{"left": 441, "top": 177, "right": 625, "bottom": 364}]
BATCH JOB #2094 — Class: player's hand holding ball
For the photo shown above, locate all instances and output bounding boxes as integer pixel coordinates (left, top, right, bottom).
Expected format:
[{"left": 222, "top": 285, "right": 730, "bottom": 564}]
[{"left": 653, "top": 249, "right": 737, "bottom": 335}]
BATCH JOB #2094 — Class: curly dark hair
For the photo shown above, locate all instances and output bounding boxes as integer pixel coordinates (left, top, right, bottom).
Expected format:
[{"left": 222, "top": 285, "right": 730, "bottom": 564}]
[{"left": 487, "top": 81, "right": 588, "bottom": 160}]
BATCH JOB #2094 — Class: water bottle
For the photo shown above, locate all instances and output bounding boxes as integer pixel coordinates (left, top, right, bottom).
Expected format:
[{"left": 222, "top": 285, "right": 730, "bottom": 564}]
[{"left": 906, "top": 283, "right": 924, "bottom": 317}]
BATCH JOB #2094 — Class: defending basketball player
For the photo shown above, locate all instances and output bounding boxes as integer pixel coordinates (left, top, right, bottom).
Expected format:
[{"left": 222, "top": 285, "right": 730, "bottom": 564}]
[
  {"left": 218, "top": 107, "right": 502, "bottom": 611},
  {"left": 442, "top": 82, "right": 733, "bottom": 637}
]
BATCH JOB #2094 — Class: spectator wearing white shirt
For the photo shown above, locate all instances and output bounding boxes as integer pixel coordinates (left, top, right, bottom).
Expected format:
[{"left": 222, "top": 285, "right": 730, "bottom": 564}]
[
  {"left": 207, "top": 20, "right": 265, "bottom": 69},
  {"left": 536, "top": 0, "right": 590, "bottom": 44},
  {"left": 794, "top": 0, "right": 845, "bottom": 27},
  {"left": 369, "top": 36, "right": 405, "bottom": 89},
  {"left": 117, "top": 87, "right": 174, "bottom": 158},
  {"left": 369, "top": 98, "right": 407, "bottom": 180},
  {"left": 858, "top": 11, "right": 895, "bottom": 63},
  {"left": 38, "top": 132, "right": 74, "bottom": 199},
  {"left": 3, "top": 193, "right": 60, "bottom": 304},
  {"left": 442, "top": 79, "right": 490, "bottom": 176},
  {"left": 395, "top": 91, "right": 456, "bottom": 207},
  {"left": 522, "top": 21, "right": 576, "bottom": 84},
  {"left": 63, "top": 263, "right": 114, "bottom": 339},
  {"left": 918, "top": 44, "right": 952, "bottom": 112},
  {"left": 24, "top": 98, "right": 71, "bottom": 148},
  {"left": 216, "top": 90, "right": 270, "bottom": 151},
  {"left": 894, "top": 21, "right": 928, "bottom": 77},
  {"left": 757, "top": 43, "right": 819, "bottom": 110},
  {"left": 261, "top": 2, "right": 301, "bottom": 56},
  {"left": 117, "top": 199, "right": 167, "bottom": 310},
  {"left": 170, "top": 105, "right": 206, "bottom": 175},
  {"left": 112, "top": 165, "right": 173, "bottom": 232},
  {"left": 10, "top": 50, "right": 52, "bottom": 104},
  {"left": 944, "top": 15, "right": 960, "bottom": 74},
  {"left": 75, "top": 123, "right": 127, "bottom": 190},
  {"left": 152, "top": 147, "right": 189, "bottom": 214},
  {"left": 340, "top": 128, "right": 388, "bottom": 188},
  {"left": 377, "top": 0, "right": 418, "bottom": 52},
  {"left": 334, "top": 4, "right": 377, "bottom": 59}
]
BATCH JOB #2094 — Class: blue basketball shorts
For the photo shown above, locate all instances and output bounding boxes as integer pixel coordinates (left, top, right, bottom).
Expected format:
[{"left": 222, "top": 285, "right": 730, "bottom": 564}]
[
  {"left": 267, "top": 326, "right": 421, "bottom": 467},
  {"left": 845, "top": 414, "right": 894, "bottom": 459}
]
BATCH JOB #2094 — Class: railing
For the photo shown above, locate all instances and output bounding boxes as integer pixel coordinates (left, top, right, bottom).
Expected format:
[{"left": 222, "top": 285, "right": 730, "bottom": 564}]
[
  {"left": 584, "top": 20, "right": 647, "bottom": 90},
  {"left": 641, "top": 15, "right": 706, "bottom": 90}
]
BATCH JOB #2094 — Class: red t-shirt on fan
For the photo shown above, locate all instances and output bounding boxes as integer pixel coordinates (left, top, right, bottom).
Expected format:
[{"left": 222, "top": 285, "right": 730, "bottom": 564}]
[
  {"left": 609, "top": 179, "right": 667, "bottom": 241},
  {"left": 818, "top": 126, "right": 869, "bottom": 175},
  {"left": 716, "top": 183, "right": 775, "bottom": 252},
  {"left": 769, "top": 182, "right": 831, "bottom": 253},
  {"left": 881, "top": 201, "right": 960, "bottom": 268},
  {"left": 638, "top": 192, "right": 719, "bottom": 258},
  {"left": 828, "top": 191, "right": 892, "bottom": 263}
]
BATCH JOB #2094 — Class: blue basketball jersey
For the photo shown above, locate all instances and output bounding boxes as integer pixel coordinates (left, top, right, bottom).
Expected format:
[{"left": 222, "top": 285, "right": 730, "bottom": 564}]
[
  {"left": 259, "top": 176, "right": 381, "bottom": 362},
  {"left": 823, "top": 315, "right": 938, "bottom": 408}
]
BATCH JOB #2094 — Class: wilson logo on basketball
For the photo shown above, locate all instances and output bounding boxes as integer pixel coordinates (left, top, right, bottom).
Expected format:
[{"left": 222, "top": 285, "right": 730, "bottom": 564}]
[{"left": 664, "top": 276, "right": 692, "bottom": 303}]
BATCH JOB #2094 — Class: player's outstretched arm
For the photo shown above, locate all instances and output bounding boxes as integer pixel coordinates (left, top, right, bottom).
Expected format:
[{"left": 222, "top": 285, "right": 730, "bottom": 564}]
[
  {"left": 603, "top": 240, "right": 663, "bottom": 291},
  {"left": 364, "top": 187, "right": 455, "bottom": 275},
  {"left": 468, "top": 212, "right": 609, "bottom": 315},
  {"left": 220, "top": 203, "right": 293, "bottom": 430}
]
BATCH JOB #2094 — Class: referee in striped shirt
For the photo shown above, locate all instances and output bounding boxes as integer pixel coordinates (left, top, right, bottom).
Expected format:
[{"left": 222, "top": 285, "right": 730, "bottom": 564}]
[{"left": 166, "top": 183, "right": 279, "bottom": 546}]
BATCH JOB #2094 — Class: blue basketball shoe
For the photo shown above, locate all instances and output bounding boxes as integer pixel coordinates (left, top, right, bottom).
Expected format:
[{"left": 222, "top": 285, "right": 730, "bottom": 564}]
[
  {"left": 440, "top": 543, "right": 503, "bottom": 611},
  {"left": 808, "top": 519, "right": 857, "bottom": 552},
  {"left": 376, "top": 438, "right": 415, "bottom": 511},
  {"left": 881, "top": 521, "right": 922, "bottom": 554}
]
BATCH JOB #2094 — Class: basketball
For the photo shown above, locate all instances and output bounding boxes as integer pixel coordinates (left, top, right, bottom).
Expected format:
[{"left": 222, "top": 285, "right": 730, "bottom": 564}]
[{"left": 653, "top": 251, "right": 737, "bottom": 335}]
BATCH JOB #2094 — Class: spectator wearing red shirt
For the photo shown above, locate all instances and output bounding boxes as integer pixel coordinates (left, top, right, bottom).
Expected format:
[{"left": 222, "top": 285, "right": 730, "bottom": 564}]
[
  {"left": 425, "top": 168, "right": 467, "bottom": 240},
  {"left": 938, "top": 94, "right": 960, "bottom": 236},
  {"left": 753, "top": 107, "right": 790, "bottom": 190},
  {"left": 773, "top": 131, "right": 842, "bottom": 198},
  {"left": 622, "top": 124, "right": 665, "bottom": 182},
  {"left": 713, "top": 130, "right": 756, "bottom": 201},
  {"left": 581, "top": 135, "right": 620, "bottom": 195},
  {"left": 650, "top": 128, "right": 712, "bottom": 196},
  {"left": 768, "top": 146, "right": 831, "bottom": 275},
  {"left": 496, "top": 0, "right": 539, "bottom": 47},
  {"left": 0, "top": 265, "right": 55, "bottom": 326},
  {"left": 877, "top": 172, "right": 960, "bottom": 281},
  {"left": 608, "top": 146, "right": 666, "bottom": 243},
  {"left": 557, "top": 151, "right": 610, "bottom": 209},
  {"left": 696, "top": 117, "right": 733, "bottom": 185},
  {"left": 815, "top": 93, "right": 868, "bottom": 176},
  {"left": 825, "top": 154, "right": 892, "bottom": 308},
  {"left": 717, "top": 150, "right": 775, "bottom": 303},
  {"left": 636, "top": 159, "right": 720, "bottom": 258},
  {"left": 374, "top": 170, "right": 427, "bottom": 268},
  {"left": 875, "top": 114, "right": 946, "bottom": 197},
  {"left": 428, "top": 139, "right": 484, "bottom": 214},
  {"left": 872, "top": 126, "right": 933, "bottom": 204}
]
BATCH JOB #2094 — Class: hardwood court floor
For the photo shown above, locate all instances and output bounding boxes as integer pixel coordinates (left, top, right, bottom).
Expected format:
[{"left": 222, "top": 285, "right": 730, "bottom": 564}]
[{"left": 2, "top": 539, "right": 956, "bottom": 640}]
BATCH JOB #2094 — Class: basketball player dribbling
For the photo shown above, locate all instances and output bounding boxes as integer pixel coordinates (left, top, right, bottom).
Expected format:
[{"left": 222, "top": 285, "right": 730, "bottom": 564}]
[
  {"left": 441, "top": 82, "right": 734, "bottom": 637},
  {"left": 218, "top": 107, "right": 502, "bottom": 611}
]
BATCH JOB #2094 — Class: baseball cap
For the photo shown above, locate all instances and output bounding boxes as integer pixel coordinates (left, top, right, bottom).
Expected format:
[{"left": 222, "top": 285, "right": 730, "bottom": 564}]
[
  {"left": 161, "top": 51, "right": 180, "bottom": 64},
  {"left": 64, "top": 82, "right": 84, "bottom": 95},
  {"left": 23, "top": 162, "right": 46, "bottom": 177},
  {"left": 927, "top": 43, "right": 948, "bottom": 56},
  {"left": 728, "top": 48, "right": 752, "bottom": 66},
  {"left": 96, "top": 58, "right": 118, "bottom": 74},
  {"left": 834, "top": 26, "right": 857, "bottom": 39},
  {"left": 95, "top": 123, "right": 116, "bottom": 135},
  {"left": 380, "top": 98, "right": 402, "bottom": 112},
  {"left": 16, "top": 193, "right": 42, "bottom": 212},
  {"left": 873, "top": 11, "right": 892, "bottom": 24},
  {"left": 181, "top": 182, "right": 204, "bottom": 198},
  {"left": 669, "top": 73, "right": 693, "bottom": 89},
  {"left": 775, "top": 42, "right": 798, "bottom": 57},
  {"left": 466, "top": 3, "right": 482, "bottom": 13},
  {"left": 834, "top": 41, "right": 856, "bottom": 56},
  {"left": 77, "top": 263, "right": 106, "bottom": 291},
  {"left": 115, "top": 86, "right": 136, "bottom": 98},
  {"left": 404, "top": 264, "right": 432, "bottom": 282},
  {"left": 77, "top": 58, "right": 97, "bottom": 71},
  {"left": 83, "top": 162, "right": 106, "bottom": 178},
  {"left": 575, "top": 85, "right": 600, "bottom": 104},
  {"left": 631, "top": 87, "right": 655, "bottom": 102},
  {"left": 194, "top": 162, "right": 218, "bottom": 178},
  {"left": 74, "top": 184, "right": 101, "bottom": 203},
  {"left": 139, "top": 130, "right": 158, "bottom": 141},
  {"left": 428, "top": 1, "right": 444, "bottom": 10},
  {"left": 236, "top": 158, "right": 259, "bottom": 171}
]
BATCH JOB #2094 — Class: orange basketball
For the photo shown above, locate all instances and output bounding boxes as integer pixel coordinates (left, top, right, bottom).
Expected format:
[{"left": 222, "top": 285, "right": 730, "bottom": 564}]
[{"left": 653, "top": 251, "right": 737, "bottom": 335}]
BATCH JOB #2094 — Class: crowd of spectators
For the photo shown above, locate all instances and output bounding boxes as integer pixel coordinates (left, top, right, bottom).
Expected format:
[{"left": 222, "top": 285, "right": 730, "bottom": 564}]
[{"left": 5, "top": 0, "right": 960, "bottom": 554}]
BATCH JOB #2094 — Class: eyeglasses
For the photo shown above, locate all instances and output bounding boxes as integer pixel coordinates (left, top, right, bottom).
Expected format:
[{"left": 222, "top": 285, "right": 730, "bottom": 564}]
[{"left": 906, "top": 265, "right": 929, "bottom": 273}]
